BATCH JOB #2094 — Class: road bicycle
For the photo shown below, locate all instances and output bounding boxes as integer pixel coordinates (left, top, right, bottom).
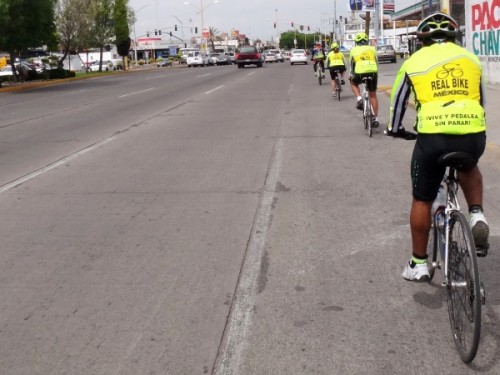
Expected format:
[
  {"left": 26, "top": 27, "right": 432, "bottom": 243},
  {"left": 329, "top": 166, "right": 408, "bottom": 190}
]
[
  {"left": 315, "top": 60, "right": 325, "bottom": 85},
  {"left": 426, "top": 151, "right": 487, "bottom": 363},
  {"left": 332, "top": 69, "right": 342, "bottom": 101},
  {"left": 360, "top": 76, "right": 374, "bottom": 137}
]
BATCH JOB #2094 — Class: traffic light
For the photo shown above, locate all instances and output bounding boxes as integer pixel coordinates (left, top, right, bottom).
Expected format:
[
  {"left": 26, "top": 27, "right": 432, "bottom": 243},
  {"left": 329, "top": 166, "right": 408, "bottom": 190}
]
[
  {"left": 291, "top": 22, "right": 294, "bottom": 27},
  {"left": 273, "top": 22, "right": 276, "bottom": 28},
  {"left": 307, "top": 25, "right": 310, "bottom": 31},
  {"left": 300, "top": 25, "right": 304, "bottom": 31},
  {"left": 146, "top": 32, "right": 150, "bottom": 37},
  {"left": 170, "top": 31, "right": 172, "bottom": 36},
  {"left": 195, "top": 27, "right": 198, "bottom": 33},
  {"left": 159, "top": 30, "right": 162, "bottom": 35},
  {"left": 175, "top": 25, "right": 178, "bottom": 31},
  {"left": 154, "top": 29, "right": 157, "bottom": 35}
]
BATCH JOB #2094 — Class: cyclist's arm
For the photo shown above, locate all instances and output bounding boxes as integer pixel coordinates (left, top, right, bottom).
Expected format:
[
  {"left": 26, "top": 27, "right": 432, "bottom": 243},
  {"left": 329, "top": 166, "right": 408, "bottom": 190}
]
[{"left": 388, "top": 67, "right": 412, "bottom": 133}]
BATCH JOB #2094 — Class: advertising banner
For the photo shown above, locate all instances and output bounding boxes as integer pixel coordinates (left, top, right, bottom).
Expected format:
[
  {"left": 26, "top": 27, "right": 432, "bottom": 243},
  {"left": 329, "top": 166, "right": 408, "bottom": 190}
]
[
  {"left": 384, "top": 0, "right": 395, "bottom": 14},
  {"left": 467, "top": 0, "right": 500, "bottom": 83}
]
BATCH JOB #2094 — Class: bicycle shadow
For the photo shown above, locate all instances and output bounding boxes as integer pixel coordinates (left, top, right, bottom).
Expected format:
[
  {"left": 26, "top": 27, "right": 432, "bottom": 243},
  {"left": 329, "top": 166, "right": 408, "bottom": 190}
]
[{"left": 411, "top": 244, "right": 500, "bottom": 371}]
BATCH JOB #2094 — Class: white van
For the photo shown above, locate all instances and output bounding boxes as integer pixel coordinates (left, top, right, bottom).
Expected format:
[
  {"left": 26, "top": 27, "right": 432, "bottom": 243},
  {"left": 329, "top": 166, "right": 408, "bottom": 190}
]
[
  {"left": 179, "top": 48, "right": 199, "bottom": 64},
  {"left": 186, "top": 51, "right": 209, "bottom": 67}
]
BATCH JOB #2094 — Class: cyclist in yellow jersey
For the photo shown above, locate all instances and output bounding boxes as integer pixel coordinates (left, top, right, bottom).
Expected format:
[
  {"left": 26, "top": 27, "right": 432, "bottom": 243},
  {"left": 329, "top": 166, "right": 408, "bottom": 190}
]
[
  {"left": 386, "top": 13, "right": 489, "bottom": 281},
  {"left": 326, "top": 42, "right": 347, "bottom": 97},
  {"left": 349, "top": 32, "right": 380, "bottom": 127}
]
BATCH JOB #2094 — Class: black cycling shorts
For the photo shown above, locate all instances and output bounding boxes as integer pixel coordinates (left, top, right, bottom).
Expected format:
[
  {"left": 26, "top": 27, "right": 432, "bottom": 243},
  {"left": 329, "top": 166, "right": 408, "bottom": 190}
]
[
  {"left": 411, "top": 132, "right": 486, "bottom": 202},
  {"left": 329, "top": 66, "right": 346, "bottom": 80},
  {"left": 351, "top": 73, "right": 378, "bottom": 92}
]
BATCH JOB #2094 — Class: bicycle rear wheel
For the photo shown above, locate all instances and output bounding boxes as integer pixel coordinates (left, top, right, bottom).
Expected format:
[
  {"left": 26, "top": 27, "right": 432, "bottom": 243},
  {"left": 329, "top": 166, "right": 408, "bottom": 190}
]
[
  {"left": 318, "top": 71, "right": 323, "bottom": 85},
  {"left": 365, "top": 99, "right": 372, "bottom": 137},
  {"left": 446, "top": 211, "right": 481, "bottom": 363},
  {"left": 336, "top": 77, "right": 341, "bottom": 101}
]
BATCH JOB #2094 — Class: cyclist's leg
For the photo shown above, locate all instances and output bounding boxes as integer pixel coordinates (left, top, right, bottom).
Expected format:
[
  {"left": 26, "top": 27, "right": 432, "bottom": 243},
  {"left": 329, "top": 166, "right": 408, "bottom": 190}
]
[
  {"left": 453, "top": 133, "right": 489, "bottom": 248},
  {"left": 329, "top": 68, "right": 336, "bottom": 94},
  {"left": 313, "top": 60, "right": 318, "bottom": 74},
  {"left": 351, "top": 74, "right": 362, "bottom": 109},
  {"left": 404, "top": 136, "right": 445, "bottom": 281}
]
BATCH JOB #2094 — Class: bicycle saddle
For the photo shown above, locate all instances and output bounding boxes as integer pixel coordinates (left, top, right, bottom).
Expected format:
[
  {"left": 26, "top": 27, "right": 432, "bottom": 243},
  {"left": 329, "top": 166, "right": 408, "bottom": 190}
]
[{"left": 437, "top": 151, "right": 475, "bottom": 170}]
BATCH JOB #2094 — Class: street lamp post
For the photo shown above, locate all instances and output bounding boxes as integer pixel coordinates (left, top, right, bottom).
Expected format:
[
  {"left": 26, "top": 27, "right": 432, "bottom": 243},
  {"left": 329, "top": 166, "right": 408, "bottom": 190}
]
[
  {"left": 133, "top": 4, "right": 152, "bottom": 63},
  {"left": 184, "top": 0, "right": 219, "bottom": 52}
]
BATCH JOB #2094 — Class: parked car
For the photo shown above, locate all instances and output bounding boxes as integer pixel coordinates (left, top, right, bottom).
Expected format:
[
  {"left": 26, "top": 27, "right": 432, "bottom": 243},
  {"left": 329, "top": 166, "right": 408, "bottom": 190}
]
[
  {"left": 225, "top": 52, "right": 236, "bottom": 63},
  {"left": 269, "top": 49, "right": 284, "bottom": 62},
  {"left": 157, "top": 59, "right": 172, "bottom": 67},
  {"left": 89, "top": 60, "right": 114, "bottom": 71},
  {"left": 235, "top": 46, "right": 263, "bottom": 68},
  {"left": 290, "top": 49, "right": 308, "bottom": 65},
  {"left": 265, "top": 52, "right": 278, "bottom": 63},
  {"left": 186, "top": 51, "right": 209, "bottom": 67},
  {"left": 209, "top": 53, "right": 220, "bottom": 65},
  {"left": 376, "top": 45, "right": 397, "bottom": 63},
  {"left": 0, "top": 65, "right": 14, "bottom": 76},
  {"left": 397, "top": 45, "right": 409, "bottom": 58},
  {"left": 216, "top": 53, "right": 232, "bottom": 65}
]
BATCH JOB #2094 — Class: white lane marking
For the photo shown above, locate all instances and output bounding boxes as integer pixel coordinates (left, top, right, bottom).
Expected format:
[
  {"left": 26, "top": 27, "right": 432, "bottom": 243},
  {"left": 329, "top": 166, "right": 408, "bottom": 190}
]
[
  {"left": 197, "top": 73, "right": 211, "bottom": 78},
  {"left": 247, "top": 72, "right": 256, "bottom": 76},
  {"left": 214, "top": 138, "right": 284, "bottom": 375},
  {"left": 119, "top": 88, "right": 155, "bottom": 98},
  {"left": 0, "top": 137, "right": 115, "bottom": 194},
  {"left": 205, "top": 85, "right": 224, "bottom": 95}
]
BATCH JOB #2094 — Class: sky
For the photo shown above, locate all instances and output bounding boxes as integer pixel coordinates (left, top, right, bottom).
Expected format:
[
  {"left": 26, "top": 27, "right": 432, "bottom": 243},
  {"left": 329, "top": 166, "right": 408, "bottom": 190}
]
[{"left": 129, "top": 0, "right": 417, "bottom": 42}]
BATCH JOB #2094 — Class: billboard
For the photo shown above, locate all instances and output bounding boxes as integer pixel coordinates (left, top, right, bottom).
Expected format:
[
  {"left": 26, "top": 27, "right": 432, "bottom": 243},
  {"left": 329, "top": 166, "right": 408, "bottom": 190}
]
[{"left": 468, "top": 0, "right": 500, "bottom": 83}]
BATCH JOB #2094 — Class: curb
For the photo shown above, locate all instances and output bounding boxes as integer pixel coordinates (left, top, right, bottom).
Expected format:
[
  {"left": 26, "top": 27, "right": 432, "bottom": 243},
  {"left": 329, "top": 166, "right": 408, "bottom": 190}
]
[{"left": 0, "top": 65, "right": 185, "bottom": 93}]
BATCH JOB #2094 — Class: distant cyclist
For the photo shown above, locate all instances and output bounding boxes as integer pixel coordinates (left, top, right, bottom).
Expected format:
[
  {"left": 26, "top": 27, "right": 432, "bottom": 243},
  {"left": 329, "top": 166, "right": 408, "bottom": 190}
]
[
  {"left": 311, "top": 42, "right": 326, "bottom": 78},
  {"left": 326, "top": 42, "right": 347, "bottom": 97},
  {"left": 387, "top": 13, "right": 489, "bottom": 281},
  {"left": 349, "top": 32, "right": 379, "bottom": 127}
]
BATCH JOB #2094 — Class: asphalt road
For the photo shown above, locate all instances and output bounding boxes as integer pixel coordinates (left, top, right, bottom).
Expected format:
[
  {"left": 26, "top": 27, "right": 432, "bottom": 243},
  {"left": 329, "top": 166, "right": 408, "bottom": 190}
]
[{"left": 1, "top": 61, "right": 499, "bottom": 374}]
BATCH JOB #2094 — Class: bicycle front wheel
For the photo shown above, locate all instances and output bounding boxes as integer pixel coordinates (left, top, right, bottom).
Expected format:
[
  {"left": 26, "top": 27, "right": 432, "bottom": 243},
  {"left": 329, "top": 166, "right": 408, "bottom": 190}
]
[
  {"left": 336, "top": 78, "right": 341, "bottom": 101},
  {"left": 318, "top": 72, "right": 323, "bottom": 85},
  {"left": 446, "top": 211, "right": 481, "bottom": 363}
]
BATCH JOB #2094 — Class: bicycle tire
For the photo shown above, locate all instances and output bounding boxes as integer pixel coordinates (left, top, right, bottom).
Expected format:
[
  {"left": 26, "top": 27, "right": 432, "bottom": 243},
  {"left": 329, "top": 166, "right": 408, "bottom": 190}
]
[
  {"left": 318, "top": 71, "right": 323, "bottom": 85},
  {"left": 365, "top": 98, "right": 372, "bottom": 137},
  {"left": 446, "top": 210, "right": 481, "bottom": 363},
  {"left": 336, "top": 77, "right": 341, "bottom": 101}
]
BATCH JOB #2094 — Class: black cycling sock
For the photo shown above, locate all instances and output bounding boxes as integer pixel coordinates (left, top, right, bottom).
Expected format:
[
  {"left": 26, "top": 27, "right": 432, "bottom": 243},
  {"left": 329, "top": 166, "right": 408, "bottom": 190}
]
[{"left": 469, "top": 205, "right": 483, "bottom": 213}]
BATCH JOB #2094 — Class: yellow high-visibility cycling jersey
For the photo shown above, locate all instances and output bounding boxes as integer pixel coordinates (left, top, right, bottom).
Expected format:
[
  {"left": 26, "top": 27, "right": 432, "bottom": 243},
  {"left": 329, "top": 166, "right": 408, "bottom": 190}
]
[
  {"left": 326, "top": 51, "right": 346, "bottom": 67},
  {"left": 389, "top": 42, "right": 486, "bottom": 135},
  {"left": 349, "top": 45, "right": 378, "bottom": 74}
]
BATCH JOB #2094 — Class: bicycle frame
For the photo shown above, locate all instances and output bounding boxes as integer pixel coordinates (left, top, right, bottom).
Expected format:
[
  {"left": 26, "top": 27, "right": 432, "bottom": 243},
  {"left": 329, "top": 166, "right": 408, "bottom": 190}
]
[{"left": 441, "top": 168, "right": 461, "bottom": 281}]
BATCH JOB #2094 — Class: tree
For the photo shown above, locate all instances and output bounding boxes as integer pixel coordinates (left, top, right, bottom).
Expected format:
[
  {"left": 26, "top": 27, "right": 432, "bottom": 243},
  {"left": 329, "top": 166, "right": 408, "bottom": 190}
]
[
  {"left": 208, "top": 27, "right": 219, "bottom": 52},
  {"left": 114, "top": 0, "right": 130, "bottom": 69},
  {"left": 91, "top": 0, "right": 115, "bottom": 72},
  {"left": 56, "top": 0, "right": 93, "bottom": 68},
  {"left": 0, "top": 0, "right": 57, "bottom": 82}
]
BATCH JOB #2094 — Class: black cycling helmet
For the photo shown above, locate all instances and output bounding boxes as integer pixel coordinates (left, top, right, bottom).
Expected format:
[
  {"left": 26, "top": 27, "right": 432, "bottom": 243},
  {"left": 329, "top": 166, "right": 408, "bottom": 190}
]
[{"left": 416, "top": 12, "right": 459, "bottom": 44}]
